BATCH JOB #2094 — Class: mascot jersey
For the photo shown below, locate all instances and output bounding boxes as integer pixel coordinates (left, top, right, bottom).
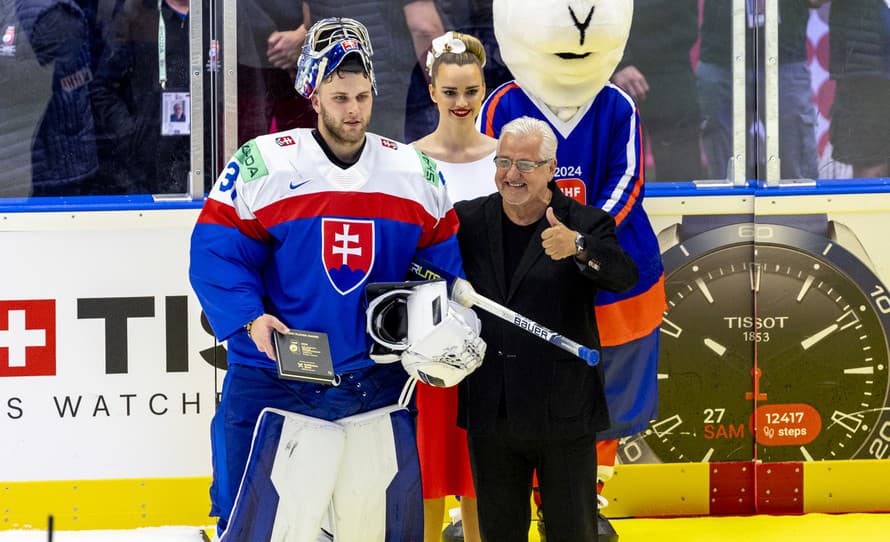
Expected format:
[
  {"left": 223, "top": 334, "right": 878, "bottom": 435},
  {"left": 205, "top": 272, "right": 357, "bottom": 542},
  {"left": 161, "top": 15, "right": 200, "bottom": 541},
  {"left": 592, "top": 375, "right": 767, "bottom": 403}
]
[
  {"left": 190, "top": 129, "right": 463, "bottom": 374},
  {"left": 480, "top": 81, "right": 665, "bottom": 437}
]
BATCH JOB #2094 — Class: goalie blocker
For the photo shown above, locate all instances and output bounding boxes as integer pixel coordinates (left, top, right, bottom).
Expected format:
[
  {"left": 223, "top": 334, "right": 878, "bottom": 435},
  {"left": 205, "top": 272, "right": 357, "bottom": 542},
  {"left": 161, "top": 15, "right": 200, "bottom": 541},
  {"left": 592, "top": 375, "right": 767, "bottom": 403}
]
[{"left": 365, "top": 280, "right": 486, "bottom": 387}]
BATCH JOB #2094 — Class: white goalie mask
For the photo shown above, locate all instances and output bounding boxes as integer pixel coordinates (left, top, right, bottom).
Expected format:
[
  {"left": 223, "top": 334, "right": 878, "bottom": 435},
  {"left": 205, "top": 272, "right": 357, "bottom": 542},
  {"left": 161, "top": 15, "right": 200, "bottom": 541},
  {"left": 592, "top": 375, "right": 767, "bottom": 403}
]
[{"left": 366, "top": 281, "right": 486, "bottom": 387}]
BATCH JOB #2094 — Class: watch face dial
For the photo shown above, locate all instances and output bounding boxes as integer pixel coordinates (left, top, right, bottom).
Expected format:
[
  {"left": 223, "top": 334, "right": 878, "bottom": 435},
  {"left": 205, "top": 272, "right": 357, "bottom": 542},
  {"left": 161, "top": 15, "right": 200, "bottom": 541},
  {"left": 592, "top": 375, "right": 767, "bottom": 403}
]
[
  {"left": 754, "top": 229, "right": 890, "bottom": 461},
  {"left": 619, "top": 221, "right": 890, "bottom": 465},
  {"left": 622, "top": 240, "right": 758, "bottom": 464}
]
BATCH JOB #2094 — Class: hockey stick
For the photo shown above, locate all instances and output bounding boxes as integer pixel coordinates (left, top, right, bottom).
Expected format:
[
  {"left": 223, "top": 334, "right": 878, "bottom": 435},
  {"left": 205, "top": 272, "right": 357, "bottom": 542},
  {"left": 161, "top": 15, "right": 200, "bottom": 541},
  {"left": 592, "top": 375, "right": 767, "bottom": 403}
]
[{"left": 409, "top": 259, "right": 600, "bottom": 366}]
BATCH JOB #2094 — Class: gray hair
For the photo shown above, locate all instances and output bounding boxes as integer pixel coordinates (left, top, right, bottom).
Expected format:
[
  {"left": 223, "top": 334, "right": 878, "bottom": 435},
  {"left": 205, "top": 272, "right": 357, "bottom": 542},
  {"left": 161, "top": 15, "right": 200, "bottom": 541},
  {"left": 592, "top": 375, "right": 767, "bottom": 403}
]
[{"left": 498, "top": 116, "right": 558, "bottom": 161}]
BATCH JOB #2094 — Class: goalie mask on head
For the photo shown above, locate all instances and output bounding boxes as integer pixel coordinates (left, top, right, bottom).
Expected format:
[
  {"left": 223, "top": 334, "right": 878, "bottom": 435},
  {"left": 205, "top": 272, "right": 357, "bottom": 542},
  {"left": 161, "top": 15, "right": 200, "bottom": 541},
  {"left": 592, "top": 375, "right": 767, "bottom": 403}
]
[
  {"left": 295, "top": 17, "right": 377, "bottom": 98},
  {"left": 366, "top": 281, "right": 486, "bottom": 388}
]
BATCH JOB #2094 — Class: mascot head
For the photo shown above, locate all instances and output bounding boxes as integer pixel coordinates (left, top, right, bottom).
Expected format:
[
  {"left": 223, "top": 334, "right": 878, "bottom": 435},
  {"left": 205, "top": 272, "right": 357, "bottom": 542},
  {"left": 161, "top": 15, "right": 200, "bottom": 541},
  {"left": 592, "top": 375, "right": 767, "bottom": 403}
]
[{"left": 494, "top": 0, "right": 632, "bottom": 112}]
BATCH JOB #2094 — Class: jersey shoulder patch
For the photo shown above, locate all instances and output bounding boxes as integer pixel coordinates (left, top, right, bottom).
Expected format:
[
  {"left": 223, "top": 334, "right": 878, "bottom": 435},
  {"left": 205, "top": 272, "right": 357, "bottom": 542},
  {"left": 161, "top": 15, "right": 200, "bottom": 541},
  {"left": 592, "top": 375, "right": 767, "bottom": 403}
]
[
  {"left": 234, "top": 140, "right": 269, "bottom": 182},
  {"left": 413, "top": 148, "right": 440, "bottom": 188}
]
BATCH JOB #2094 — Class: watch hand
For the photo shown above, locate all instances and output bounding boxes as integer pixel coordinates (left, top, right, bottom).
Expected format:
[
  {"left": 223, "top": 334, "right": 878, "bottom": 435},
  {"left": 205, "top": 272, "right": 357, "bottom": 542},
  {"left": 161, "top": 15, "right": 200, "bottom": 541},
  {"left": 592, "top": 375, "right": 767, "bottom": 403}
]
[
  {"left": 745, "top": 366, "right": 767, "bottom": 401},
  {"left": 700, "top": 338, "right": 771, "bottom": 401},
  {"left": 702, "top": 338, "right": 758, "bottom": 379},
  {"left": 700, "top": 337, "right": 751, "bottom": 376},
  {"left": 758, "top": 322, "right": 843, "bottom": 399},
  {"left": 762, "top": 317, "right": 849, "bottom": 373},
  {"left": 704, "top": 339, "right": 768, "bottom": 401},
  {"left": 800, "top": 323, "right": 839, "bottom": 350}
]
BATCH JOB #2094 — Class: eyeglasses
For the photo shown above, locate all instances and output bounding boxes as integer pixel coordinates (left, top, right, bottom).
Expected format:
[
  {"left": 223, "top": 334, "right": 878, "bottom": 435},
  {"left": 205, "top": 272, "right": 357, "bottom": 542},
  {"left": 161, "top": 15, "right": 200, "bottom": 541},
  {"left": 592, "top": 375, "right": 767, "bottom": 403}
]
[{"left": 493, "top": 156, "right": 551, "bottom": 172}]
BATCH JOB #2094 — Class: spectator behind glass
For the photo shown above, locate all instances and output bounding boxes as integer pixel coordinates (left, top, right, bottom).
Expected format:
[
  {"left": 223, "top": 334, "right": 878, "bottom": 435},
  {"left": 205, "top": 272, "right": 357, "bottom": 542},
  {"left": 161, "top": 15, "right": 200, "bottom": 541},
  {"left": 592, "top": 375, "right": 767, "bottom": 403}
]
[
  {"left": 74, "top": 0, "right": 110, "bottom": 73},
  {"left": 612, "top": 0, "right": 702, "bottom": 182},
  {"left": 698, "top": 0, "right": 822, "bottom": 181},
  {"left": 826, "top": 0, "right": 890, "bottom": 179},
  {"left": 236, "top": 0, "right": 316, "bottom": 145},
  {"left": 435, "top": 0, "right": 512, "bottom": 96},
  {"left": 410, "top": 31, "right": 496, "bottom": 542},
  {"left": 1, "top": 0, "right": 47, "bottom": 197},
  {"left": 90, "top": 0, "right": 216, "bottom": 194},
  {"left": 0, "top": 0, "right": 97, "bottom": 197},
  {"left": 305, "top": 0, "right": 444, "bottom": 143}
]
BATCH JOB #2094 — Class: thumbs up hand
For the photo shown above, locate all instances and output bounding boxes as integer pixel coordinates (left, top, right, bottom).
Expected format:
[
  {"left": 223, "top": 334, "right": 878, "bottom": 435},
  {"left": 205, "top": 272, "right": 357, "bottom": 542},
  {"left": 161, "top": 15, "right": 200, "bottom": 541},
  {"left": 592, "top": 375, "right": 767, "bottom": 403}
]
[{"left": 541, "top": 207, "right": 580, "bottom": 260}]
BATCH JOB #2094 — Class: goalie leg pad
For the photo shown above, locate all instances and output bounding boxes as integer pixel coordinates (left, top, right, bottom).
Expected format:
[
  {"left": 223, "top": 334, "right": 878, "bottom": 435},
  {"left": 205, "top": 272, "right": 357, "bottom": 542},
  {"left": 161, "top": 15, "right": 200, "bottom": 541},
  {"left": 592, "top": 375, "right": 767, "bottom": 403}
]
[
  {"left": 221, "top": 408, "right": 346, "bottom": 542},
  {"left": 331, "top": 405, "right": 423, "bottom": 542}
]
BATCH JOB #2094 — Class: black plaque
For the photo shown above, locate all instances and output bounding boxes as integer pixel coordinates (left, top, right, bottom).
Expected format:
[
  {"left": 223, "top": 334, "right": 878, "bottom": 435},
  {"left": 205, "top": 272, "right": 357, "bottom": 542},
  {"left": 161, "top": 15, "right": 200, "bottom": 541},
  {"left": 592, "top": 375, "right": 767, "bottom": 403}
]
[{"left": 273, "top": 329, "right": 336, "bottom": 385}]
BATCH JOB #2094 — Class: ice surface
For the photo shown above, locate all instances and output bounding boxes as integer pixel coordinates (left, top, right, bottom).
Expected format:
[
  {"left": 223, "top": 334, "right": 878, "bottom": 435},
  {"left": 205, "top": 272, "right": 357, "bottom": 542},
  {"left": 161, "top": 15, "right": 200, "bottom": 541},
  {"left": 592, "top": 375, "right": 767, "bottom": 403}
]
[{"left": 0, "top": 526, "right": 210, "bottom": 541}]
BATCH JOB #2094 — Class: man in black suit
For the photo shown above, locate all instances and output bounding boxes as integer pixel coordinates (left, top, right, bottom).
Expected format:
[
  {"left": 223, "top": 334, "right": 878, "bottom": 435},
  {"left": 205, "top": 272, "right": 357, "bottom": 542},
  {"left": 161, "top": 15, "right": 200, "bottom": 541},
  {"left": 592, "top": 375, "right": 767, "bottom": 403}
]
[{"left": 454, "top": 116, "right": 638, "bottom": 541}]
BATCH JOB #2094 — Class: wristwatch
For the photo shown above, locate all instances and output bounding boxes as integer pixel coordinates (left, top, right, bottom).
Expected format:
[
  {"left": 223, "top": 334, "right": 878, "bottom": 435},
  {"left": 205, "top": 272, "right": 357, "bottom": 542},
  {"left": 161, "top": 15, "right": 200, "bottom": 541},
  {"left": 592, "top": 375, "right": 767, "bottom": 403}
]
[
  {"left": 574, "top": 231, "right": 587, "bottom": 256},
  {"left": 618, "top": 214, "right": 890, "bottom": 464},
  {"left": 244, "top": 318, "right": 256, "bottom": 339}
]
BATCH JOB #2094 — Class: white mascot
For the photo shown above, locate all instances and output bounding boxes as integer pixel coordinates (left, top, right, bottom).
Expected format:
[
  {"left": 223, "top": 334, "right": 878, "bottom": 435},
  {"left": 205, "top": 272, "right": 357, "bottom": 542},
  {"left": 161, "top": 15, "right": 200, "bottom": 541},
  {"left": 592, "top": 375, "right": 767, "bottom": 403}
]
[{"left": 479, "top": 1, "right": 665, "bottom": 539}]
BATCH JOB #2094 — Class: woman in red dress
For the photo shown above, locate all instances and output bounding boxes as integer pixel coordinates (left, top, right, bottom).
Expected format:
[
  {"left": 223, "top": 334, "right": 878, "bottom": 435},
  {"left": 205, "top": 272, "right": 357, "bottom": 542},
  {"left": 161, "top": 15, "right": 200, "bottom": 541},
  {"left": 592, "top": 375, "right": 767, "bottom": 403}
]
[{"left": 411, "top": 31, "right": 497, "bottom": 542}]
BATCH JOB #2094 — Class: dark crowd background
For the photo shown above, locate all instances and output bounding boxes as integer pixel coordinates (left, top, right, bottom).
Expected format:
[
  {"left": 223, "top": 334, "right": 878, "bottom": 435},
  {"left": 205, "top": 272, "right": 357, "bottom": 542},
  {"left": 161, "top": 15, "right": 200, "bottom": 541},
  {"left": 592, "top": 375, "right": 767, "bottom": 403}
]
[{"left": 0, "top": 0, "right": 886, "bottom": 197}]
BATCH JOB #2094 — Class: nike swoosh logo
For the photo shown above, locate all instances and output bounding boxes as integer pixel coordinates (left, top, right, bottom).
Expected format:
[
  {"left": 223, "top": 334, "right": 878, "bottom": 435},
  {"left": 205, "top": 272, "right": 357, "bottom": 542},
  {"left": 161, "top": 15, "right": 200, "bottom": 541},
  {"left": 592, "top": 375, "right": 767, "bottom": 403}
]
[{"left": 289, "top": 179, "right": 312, "bottom": 190}]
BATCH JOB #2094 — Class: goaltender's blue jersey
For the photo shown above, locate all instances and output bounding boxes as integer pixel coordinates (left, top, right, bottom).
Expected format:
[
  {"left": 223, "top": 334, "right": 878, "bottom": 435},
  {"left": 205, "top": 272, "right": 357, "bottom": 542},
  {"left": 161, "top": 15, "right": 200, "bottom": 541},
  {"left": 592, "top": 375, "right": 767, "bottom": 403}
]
[
  {"left": 479, "top": 81, "right": 665, "bottom": 346},
  {"left": 189, "top": 129, "right": 463, "bottom": 373}
]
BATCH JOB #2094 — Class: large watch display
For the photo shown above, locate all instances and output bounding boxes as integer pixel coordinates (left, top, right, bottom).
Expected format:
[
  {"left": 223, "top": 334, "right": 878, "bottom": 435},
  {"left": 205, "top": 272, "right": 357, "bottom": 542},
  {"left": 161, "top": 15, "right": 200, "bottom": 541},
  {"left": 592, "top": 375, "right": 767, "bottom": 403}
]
[{"left": 619, "top": 215, "right": 890, "bottom": 464}]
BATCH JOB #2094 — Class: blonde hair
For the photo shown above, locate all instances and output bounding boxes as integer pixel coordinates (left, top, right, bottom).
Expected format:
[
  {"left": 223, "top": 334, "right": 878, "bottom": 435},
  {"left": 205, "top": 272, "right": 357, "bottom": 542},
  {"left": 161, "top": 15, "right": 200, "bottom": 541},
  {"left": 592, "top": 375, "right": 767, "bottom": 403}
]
[{"left": 428, "top": 31, "right": 486, "bottom": 85}]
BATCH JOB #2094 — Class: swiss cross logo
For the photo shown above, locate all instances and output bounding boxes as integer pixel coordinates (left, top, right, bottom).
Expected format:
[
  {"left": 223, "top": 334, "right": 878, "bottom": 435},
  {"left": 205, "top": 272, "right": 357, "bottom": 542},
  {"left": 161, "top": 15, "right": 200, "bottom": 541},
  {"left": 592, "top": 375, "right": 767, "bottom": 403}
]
[
  {"left": 322, "top": 219, "right": 375, "bottom": 295},
  {"left": 276, "top": 135, "right": 295, "bottom": 147},
  {"left": 380, "top": 138, "right": 398, "bottom": 150},
  {"left": 0, "top": 300, "right": 56, "bottom": 377},
  {"left": 556, "top": 178, "right": 586, "bottom": 205}
]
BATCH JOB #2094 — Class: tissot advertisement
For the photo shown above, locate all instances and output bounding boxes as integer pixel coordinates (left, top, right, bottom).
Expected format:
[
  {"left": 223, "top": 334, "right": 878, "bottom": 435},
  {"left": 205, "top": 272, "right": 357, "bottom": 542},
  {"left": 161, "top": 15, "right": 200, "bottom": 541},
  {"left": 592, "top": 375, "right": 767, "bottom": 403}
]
[
  {"left": 0, "top": 211, "right": 218, "bottom": 481},
  {"left": 621, "top": 188, "right": 890, "bottom": 465}
]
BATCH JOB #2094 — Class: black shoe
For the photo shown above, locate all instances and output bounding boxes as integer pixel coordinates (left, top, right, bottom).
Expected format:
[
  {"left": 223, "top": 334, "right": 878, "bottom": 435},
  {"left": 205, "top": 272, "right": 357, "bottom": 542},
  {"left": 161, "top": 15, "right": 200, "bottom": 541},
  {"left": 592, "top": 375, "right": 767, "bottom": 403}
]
[
  {"left": 442, "top": 519, "right": 465, "bottom": 542},
  {"left": 537, "top": 511, "right": 619, "bottom": 542},
  {"left": 598, "top": 513, "right": 619, "bottom": 542}
]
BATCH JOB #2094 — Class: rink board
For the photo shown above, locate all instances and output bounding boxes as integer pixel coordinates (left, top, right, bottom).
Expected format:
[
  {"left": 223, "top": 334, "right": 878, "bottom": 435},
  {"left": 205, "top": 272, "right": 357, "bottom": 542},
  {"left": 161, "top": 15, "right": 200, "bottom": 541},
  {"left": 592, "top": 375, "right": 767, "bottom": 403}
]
[
  {"left": 4, "top": 185, "right": 890, "bottom": 530},
  {"left": 3, "top": 459, "right": 890, "bottom": 530}
]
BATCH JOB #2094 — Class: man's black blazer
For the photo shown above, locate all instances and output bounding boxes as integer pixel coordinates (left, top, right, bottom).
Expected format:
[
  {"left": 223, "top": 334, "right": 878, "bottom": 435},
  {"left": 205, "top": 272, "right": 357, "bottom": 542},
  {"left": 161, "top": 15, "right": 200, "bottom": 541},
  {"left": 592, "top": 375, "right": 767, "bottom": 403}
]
[{"left": 455, "top": 183, "right": 638, "bottom": 440}]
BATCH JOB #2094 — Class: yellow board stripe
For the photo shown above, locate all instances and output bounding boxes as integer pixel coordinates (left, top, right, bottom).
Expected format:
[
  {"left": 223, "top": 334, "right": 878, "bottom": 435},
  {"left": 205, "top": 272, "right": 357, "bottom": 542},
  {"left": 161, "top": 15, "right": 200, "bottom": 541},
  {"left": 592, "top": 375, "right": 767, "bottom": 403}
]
[
  {"left": 4, "top": 460, "right": 890, "bottom": 531},
  {"left": 602, "top": 460, "right": 890, "bottom": 517},
  {"left": 601, "top": 462, "right": 711, "bottom": 517},
  {"left": 1, "top": 477, "right": 212, "bottom": 531},
  {"left": 802, "top": 460, "right": 890, "bottom": 514}
]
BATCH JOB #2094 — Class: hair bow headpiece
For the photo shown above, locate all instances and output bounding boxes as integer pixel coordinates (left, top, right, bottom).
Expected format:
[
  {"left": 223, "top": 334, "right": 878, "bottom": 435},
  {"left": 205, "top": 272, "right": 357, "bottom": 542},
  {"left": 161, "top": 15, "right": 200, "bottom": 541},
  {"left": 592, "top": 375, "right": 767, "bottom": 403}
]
[{"left": 425, "top": 32, "right": 467, "bottom": 77}]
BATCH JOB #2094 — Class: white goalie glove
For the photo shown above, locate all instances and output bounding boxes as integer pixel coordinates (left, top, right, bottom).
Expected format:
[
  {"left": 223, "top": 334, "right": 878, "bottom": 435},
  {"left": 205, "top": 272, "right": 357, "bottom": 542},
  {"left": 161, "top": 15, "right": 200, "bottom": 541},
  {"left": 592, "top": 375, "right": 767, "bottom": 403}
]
[
  {"left": 402, "top": 300, "right": 486, "bottom": 387},
  {"left": 366, "top": 280, "right": 486, "bottom": 387}
]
